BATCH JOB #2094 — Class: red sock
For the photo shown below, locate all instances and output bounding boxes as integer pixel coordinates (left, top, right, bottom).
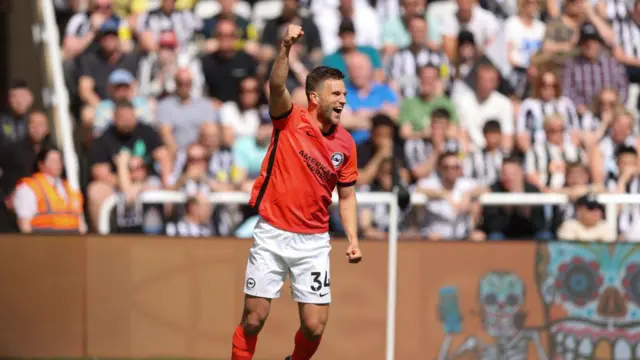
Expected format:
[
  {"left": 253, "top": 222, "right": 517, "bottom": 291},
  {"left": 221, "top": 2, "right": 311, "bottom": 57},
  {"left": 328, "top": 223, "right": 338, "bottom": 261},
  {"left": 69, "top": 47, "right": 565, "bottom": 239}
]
[
  {"left": 291, "top": 328, "right": 322, "bottom": 360},
  {"left": 232, "top": 324, "right": 257, "bottom": 360}
]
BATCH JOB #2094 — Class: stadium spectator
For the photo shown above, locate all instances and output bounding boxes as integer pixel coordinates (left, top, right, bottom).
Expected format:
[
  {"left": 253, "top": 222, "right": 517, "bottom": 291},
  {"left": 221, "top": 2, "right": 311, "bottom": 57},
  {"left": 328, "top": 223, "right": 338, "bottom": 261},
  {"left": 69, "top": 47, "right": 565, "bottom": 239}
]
[
  {"left": 112, "top": 149, "right": 161, "bottom": 233},
  {"left": 380, "top": 0, "right": 431, "bottom": 57},
  {"left": 613, "top": 0, "right": 640, "bottom": 85},
  {"left": 165, "top": 193, "right": 213, "bottom": 237},
  {"left": 138, "top": 31, "right": 205, "bottom": 99},
  {"left": 135, "top": 0, "right": 202, "bottom": 52},
  {"left": 157, "top": 68, "right": 217, "bottom": 157},
  {"left": 201, "top": 17, "right": 258, "bottom": 106},
  {"left": 581, "top": 88, "right": 621, "bottom": 145},
  {"left": 0, "top": 110, "right": 53, "bottom": 194},
  {"left": 77, "top": 18, "right": 140, "bottom": 106},
  {"left": 517, "top": 70, "right": 579, "bottom": 152},
  {"left": 232, "top": 118, "right": 271, "bottom": 192},
  {"left": 563, "top": 22, "right": 628, "bottom": 116},
  {"left": 594, "top": 109, "right": 637, "bottom": 182},
  {"left": 201, "top": 0, "right": 258, "bottom": 56},
  {"left": 453, "top": 62, "right": 514, "bottom": 151},
  {"left": 170, "top": 143, "right": 216, "bottom": 195},
  {"left": 170, "top": 123, "right": 234, "bottom": 193},
  {"left": 504, "top": 0, "right": 545, "bottom": 99},
  {"left": 387, "top": 15, "right": 451, "bottom": 98},
  {"left": 441, "top": 0, "right": 500, "bottom": 61},
  {"left": 464, "top": 120, "right": 506, "bottom": 186},
  {"left": 358, "top": 158, "right": 407, "bottom": 240},
  {"left": 87, "top": 100, "right": 171, "bottom": 229},
  {"left": 63, "top": 0, "right": 127, "bottom": 60},
  {"left": 314, "top": 0, "right": 380, "bottom": 55},
  {"left": 551, "top": 162, "right": 603, "bottom": 228},
  {"left": 480, "top": 156, "right": 550, "bottom": 240},
  {"left": 417, "top": 151, "right": 487, "bottom": 241},
  {"left": 260, "top": 0, "right": 323, "bottom": 65},
  {"left": 87, "top": 68, "right": 153, "bottom": 137},
  {"left": 322, "top": 19, "right": 383, "bottom": 83},
  {"left": 454, "top": 30, "right": 479, "bottom": 80},
  {"left": 557, "top": 194, "right": 615, "bottom": 241},
  {"left": 342, "top": 53, "right": 398, "bottom": 144},
  {"left": 399, "top": 65, "right": 457, "bottom": 140},
  {"left": 219, "top": 76, "right": 268, "bottom": 146},
  {"left": 606, "top": 146, "right": 640, "bottom": 236},
  {"left": 357, "top": 115, "right": 406, "bottom": 185},
  {"left": 404, "top": 108, "right": 461, "bottom": 182},
  {"left": 0, "top": 80, "right": 33, "bottom": 148},
  {"left": 525, "top": 114, "right": 586, "bottom": 190},
  {"left": 13, "top": 148, "right": 86, "bottom": 234}
]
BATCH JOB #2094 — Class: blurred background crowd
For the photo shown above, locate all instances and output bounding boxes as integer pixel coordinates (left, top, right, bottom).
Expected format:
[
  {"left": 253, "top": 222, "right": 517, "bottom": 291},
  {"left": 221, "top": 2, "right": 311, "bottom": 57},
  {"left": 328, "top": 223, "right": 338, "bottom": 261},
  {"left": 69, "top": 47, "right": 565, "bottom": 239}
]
[{"left": 2, "top": 0, "right": 640, "bottom": 241}]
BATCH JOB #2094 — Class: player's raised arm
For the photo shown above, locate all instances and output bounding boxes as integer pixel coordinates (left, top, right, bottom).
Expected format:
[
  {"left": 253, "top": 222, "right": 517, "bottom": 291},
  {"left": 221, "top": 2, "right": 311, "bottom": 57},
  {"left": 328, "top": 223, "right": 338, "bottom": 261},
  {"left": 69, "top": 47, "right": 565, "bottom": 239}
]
[{"left": 268, "top": 24, "right": 304, "bottom": 119}]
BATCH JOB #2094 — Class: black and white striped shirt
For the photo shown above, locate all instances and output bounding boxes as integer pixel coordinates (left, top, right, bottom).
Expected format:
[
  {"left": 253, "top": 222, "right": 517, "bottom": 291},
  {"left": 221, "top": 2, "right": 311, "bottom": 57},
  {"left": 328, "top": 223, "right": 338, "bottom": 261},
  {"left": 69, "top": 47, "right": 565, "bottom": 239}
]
[
  {"left": 606, "top": 171, "right": 640, "bottom": 234},
  {"left": 516, "top": 97, "right": 580, "bottom": 145},
  {"left": 604, "top": 0, "right": 631, "bottom": 22},
  {"left": 137, "top": 8, "right": 202, "bottom": 49},
  {"left": 404, "top": 138, "right": 460, "bottom": 171},
  {"left": 525, "top": 139, "right": 586, "bottom": 189},
  {"left": 614, "top": 17, "right": 640, "bottom": 58},
  {"left": 166, "top": 219, "right": 212, "bottom": 237},
  {"left": 171, "top": 147, "right": 235, "bottom": 186},
  {"left": 387, "top": 47, "right": 451, "bottom": 98},
  {"left": 599, "top": 135, "right": 636, "bottom": 174},
  {"left": 65, "top": 12, "right": 124, "bottom": 37},
  {"left": 463, "top": 148, "right": 505, "bottom": 186}
]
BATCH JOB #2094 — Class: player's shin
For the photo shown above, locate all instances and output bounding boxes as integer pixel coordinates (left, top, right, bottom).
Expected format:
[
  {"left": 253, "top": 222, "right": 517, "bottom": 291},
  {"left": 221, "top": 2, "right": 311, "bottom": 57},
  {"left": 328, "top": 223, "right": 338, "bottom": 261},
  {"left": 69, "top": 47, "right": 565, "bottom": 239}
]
[
  {"left": 231, "top": 323, "right": 258, "bottom": 360},
  {"left": 290, "top": 328, "right": 322, "bottom": 360}
]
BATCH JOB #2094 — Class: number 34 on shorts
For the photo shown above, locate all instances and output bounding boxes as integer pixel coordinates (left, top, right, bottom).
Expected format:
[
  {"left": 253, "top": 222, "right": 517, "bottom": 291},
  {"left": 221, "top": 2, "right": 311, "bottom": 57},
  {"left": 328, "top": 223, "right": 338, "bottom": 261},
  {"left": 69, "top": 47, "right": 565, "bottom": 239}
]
[{"left": 243, "top": 218, "right": 333, "bottom": 304}]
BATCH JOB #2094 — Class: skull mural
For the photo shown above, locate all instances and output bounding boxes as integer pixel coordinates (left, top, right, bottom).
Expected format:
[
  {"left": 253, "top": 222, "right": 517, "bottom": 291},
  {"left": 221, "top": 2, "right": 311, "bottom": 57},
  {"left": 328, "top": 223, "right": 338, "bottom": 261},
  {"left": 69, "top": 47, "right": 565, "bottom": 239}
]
[
  {"left": 537, "top": 242, "right": 640, "bottom": 360},
  {"left": 437, "top": 272, "right": 547, "bottom": 360},
  {"left": 480, "top": 272, "right": 526, "bottom": 338}
]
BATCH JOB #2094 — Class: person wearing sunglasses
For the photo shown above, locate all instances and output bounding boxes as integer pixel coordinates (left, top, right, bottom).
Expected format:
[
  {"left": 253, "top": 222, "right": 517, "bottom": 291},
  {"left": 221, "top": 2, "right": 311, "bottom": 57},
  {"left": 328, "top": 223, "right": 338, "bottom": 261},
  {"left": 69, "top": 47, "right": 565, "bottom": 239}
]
[
  {"left": 418, "top": 151, "right": 487, "bottom": 241},
  {"left": 557, "top": 194, "right": 615, "bottom": 241}
]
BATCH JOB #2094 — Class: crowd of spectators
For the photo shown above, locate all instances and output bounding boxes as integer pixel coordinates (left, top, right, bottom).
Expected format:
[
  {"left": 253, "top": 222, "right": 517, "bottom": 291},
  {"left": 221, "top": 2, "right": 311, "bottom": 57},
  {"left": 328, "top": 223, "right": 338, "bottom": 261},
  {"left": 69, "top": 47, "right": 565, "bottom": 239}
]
[{"left": 4, "top": 0, "right": 640, "bottom": 240}]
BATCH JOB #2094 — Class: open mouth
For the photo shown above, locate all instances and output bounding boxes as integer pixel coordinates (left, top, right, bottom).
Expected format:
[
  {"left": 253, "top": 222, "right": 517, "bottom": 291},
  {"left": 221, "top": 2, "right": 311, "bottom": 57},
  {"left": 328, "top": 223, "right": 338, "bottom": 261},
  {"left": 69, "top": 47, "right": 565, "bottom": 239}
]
[
  {"left": 551, "top": 320, "right": 640, "bottom": 360},
  {"left": 333, "top": 108, "right": 343, "bottom": 115}
]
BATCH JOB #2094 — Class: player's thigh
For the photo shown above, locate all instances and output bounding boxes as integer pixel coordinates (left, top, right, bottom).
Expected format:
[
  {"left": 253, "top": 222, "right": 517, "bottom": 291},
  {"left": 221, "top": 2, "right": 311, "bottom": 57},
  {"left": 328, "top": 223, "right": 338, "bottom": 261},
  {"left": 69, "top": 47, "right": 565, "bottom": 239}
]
[
  {"left": 288, "top": 232, "right": 332, "bottom": 304},
  {"left": 244, "top": 219, "right": 291, "bottom": 299}
]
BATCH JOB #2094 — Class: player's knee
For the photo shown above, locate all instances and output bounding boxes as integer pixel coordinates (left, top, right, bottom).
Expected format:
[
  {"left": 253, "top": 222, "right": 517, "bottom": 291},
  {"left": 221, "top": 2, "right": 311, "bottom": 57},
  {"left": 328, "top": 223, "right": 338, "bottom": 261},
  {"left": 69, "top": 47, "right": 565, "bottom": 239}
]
[
  {"left": 300, "top": 317, "right": 327, "bottom": 339},
  {"left": 242, "top": 307, "right": 269, "bottom": 336}
]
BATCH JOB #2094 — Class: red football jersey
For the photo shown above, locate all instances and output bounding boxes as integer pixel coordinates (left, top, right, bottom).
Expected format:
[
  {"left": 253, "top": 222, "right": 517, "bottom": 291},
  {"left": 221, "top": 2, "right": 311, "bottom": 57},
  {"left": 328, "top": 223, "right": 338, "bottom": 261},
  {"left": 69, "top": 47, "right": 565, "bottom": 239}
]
[{"left": 249, "top": 105, "right": 358, "bottom": 234}]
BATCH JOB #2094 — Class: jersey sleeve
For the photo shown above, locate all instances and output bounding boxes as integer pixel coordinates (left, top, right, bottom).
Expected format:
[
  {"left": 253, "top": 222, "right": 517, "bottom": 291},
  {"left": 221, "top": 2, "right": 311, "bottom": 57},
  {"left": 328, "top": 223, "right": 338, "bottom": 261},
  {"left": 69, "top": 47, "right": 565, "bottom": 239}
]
[
  {"left": 338, "top": 139, "right": 358, "bottom": 187},
  {"left": 270, "top": 104, "right": 298, "bottom": 130}
]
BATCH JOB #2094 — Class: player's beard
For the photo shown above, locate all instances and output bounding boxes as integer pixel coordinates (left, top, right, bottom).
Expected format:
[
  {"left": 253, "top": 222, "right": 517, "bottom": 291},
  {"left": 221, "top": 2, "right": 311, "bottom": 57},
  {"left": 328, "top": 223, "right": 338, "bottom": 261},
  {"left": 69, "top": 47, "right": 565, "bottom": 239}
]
[{"left": 320, "top": 103, "right": 339, "bottom": 125}]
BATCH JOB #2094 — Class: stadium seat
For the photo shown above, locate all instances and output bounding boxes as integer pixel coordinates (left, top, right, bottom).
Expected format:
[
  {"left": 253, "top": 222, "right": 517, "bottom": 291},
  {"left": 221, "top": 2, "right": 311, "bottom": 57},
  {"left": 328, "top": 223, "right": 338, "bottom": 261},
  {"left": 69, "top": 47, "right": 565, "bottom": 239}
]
[{"left": 194, "top": 0, "right": 252, "bottom": 19}]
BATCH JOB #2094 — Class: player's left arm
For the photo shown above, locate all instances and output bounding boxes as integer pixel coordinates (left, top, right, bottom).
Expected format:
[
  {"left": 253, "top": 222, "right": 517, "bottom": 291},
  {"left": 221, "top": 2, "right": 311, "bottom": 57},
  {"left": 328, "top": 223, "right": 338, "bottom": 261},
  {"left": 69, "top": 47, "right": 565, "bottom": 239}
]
[
  {"left": 338, "top": 140, "right": 362, "bottom": 263},
  {"left": 338, "top": 185, "right": 362, "bottom": 263}
]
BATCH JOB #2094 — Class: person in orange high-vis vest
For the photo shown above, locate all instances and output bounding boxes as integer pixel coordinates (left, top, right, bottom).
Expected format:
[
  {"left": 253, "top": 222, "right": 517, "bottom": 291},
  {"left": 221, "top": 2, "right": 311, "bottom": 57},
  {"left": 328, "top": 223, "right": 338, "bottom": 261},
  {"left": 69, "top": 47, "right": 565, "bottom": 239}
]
[{"left": 13, "top": 148, "right": 86, "bottom": 234}]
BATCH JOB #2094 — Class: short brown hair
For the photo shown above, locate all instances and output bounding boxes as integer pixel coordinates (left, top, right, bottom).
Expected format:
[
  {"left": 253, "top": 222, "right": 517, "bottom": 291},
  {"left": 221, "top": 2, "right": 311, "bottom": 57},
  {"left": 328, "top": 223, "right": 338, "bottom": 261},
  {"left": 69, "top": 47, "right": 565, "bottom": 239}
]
[{"left": 305, "top": 66, "right": 344, "bottom": 99}]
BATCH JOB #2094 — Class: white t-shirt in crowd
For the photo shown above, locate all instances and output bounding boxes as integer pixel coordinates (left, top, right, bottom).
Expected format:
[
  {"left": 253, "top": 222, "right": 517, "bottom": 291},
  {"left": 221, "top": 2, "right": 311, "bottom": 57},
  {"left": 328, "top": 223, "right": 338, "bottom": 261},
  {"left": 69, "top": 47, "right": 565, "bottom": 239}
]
[
  {"left": 453, "top": 90, "right": 514, "bottom": 148},
  {"left": 504, "top": 16, "right": 545, "bottom": 68},
  {"left": 440, "top": 5, "right": 500, "bottom": 49},
  {"left": 219, "top": 102, "right": 261, "bottom": 139},
  {"left": 418, "top": 176, "right": 478, "bottom": 239},
  {"left": 312, "top": 0, "right": 381, "bottom": 54}
]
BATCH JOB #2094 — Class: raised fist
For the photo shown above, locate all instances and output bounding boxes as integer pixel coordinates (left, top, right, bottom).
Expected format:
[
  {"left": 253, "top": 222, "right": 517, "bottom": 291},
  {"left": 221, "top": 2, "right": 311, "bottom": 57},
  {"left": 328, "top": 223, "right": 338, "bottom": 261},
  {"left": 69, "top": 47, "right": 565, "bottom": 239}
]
[{"left": 282, "top": 24, "right": 304, "bottom": 48}]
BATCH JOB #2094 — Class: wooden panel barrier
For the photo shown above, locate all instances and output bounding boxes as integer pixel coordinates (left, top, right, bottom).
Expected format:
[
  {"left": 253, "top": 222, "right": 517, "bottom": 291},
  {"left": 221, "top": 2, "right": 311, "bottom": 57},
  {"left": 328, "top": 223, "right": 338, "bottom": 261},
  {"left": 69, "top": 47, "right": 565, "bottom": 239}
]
[{"left": 1, "top": 237, "right": 637, "bottom": 360}]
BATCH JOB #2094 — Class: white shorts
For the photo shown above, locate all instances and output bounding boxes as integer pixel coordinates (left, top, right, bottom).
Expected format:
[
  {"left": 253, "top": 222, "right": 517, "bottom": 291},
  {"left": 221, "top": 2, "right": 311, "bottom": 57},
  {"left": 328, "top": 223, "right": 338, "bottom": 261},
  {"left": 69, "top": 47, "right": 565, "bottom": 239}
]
[{"left": 243, "top": 217, "right": 332, "bottom": 304}]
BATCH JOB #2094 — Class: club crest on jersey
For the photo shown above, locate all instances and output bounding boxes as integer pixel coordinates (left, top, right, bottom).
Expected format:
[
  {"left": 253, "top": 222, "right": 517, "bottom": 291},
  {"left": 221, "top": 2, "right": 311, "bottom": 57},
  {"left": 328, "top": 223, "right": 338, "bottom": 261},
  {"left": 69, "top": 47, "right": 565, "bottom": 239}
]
[{"left": 331, "top": 152, "right": 344, "bottom": 168}]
